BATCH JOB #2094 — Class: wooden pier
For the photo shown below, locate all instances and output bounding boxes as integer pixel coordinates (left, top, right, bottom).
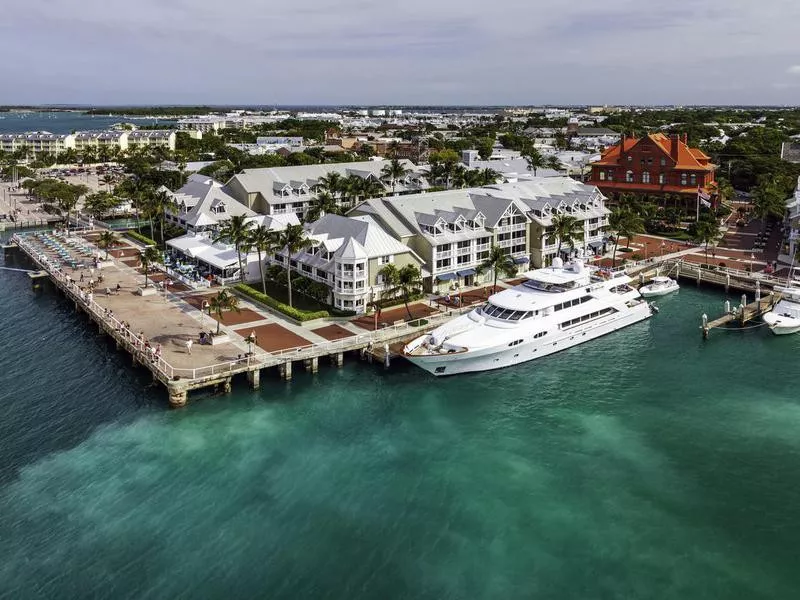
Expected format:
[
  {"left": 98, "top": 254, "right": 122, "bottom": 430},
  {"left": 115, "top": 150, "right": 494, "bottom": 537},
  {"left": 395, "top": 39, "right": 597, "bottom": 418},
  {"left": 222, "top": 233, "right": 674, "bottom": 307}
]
[
  {"left": 701, "top": 292, "right": 780, "bottom": 339},
  {"left": 9, "top": 234, "right": 457, "bottom": 407}
]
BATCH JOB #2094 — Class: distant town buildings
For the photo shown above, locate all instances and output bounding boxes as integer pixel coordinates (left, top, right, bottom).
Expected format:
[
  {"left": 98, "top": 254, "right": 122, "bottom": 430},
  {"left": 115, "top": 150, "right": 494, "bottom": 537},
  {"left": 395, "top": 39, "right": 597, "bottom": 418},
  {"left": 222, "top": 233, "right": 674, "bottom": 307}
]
[
  {"left": 0, "top": 129, "right": 176, "bottom": 158},
  {"left": 588, "top": 133, "right": 716, "bottom": 201}
]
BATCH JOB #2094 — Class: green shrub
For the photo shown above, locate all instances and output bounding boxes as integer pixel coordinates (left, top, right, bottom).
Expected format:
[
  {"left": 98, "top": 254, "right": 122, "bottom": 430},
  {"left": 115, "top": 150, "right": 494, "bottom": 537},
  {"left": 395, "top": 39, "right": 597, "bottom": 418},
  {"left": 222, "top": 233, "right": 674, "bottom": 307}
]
[
  {"left": 125, "top": 231, "right": 157, "bottom": 246},
  {"left": 234, "top": 284, "right": 329, "bottom": 322}
]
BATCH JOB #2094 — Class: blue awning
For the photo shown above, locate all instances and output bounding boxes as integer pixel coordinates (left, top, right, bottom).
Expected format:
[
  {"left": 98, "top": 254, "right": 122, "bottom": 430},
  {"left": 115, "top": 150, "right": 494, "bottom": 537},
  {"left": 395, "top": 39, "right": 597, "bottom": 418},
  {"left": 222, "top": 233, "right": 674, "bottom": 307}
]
[
  {"left": 513, "top": 256, "right": 530, "bottom": 264},
  {"left": 436, "top": 272, "right": 457, "bottom": 281},
  {"left": 588, "top": 241, "right": 605, "bottom": 250},
  {"left": 457, "top": 268, "right": 477, "bottom": 277}
]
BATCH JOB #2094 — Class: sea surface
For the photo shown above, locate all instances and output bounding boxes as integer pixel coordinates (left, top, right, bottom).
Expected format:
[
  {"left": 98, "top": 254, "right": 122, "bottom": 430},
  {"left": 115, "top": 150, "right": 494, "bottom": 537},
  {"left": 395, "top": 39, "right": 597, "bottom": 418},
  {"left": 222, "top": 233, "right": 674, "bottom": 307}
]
[
  {"left": 1, "top": 240, "right": 800, "bottom": 600},
  {"left": 0, "top": 111, "right": 175, "bottom": 135}
]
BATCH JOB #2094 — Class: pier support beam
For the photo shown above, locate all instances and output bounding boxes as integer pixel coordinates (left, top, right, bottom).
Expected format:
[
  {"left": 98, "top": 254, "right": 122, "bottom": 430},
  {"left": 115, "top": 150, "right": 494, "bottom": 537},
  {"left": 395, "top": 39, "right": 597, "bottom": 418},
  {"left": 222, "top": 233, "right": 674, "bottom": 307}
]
[
  {"left": 332, "top": 352, "right": 344, "bottom": 368},
  {"left": 304, "top": 357, "right": 319, "bottom": 373},
  {"left": 279, "top": 361, "right": 293, "bottom": 381},
  {"left": 725, "top": 273, "right": 730, "bottom": 293},
  {"left": 247, "top": 369, "right": 261, "bottom": 390},
  {"left": 168, "top": 387, "right": 188, "bottom": 408},
  {"left": 383, "top": 343, "right": 391, "bottom": 369},
  {"left": 223, "top": 378, "right": 232, "bottom": 394}
]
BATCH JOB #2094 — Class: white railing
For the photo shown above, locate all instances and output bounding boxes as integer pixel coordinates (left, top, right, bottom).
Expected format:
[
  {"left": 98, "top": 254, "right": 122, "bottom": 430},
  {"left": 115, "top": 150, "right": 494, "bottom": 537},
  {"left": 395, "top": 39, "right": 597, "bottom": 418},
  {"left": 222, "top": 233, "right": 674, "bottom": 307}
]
[
  {"left": 456, "top": 246, "right": 472, "bottom": 256},
  {"left": 165, "top": 266, "right": 212, "bottom": 289},
  {"left": 435, "top": 251, "right": 452, "bottom": 259},
  {"left": 476, "top": 244, "right": 490, "bottom": 252},
  {"left": 214, "top": 274, "right": 240, "bottom": 286}
]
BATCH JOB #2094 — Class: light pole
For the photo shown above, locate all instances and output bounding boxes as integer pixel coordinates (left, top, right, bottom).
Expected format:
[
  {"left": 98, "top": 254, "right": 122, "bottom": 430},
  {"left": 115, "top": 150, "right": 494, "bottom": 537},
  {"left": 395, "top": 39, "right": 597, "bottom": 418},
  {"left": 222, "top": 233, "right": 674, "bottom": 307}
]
[
  {"left": 201, "top": 300, "right": 210, "bottom": 328},
  {"left": 661, "top": 241, "right": 666, "bottom": 258},
  {"left": 750, "top": 253, "right": 755, "bottom": 273},
  {"left": 247, "top": 331, "right": 256, "bottom": 356}
]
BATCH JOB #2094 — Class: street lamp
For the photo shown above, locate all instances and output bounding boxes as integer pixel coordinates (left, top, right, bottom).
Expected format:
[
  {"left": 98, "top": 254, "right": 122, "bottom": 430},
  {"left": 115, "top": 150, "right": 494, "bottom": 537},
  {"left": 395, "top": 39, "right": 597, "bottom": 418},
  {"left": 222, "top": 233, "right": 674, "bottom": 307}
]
[
  {"left": 247, "top": 331, "right": 256, "bottom": 357},
  {"left": 750, "top": 253, "right": 755, "bottom": 273},
  {"left": 201, "top": 300, "right": 210, "bottom": 328},
  {"left": 661, "top": 241, "right": 666, "bottom": 258}
]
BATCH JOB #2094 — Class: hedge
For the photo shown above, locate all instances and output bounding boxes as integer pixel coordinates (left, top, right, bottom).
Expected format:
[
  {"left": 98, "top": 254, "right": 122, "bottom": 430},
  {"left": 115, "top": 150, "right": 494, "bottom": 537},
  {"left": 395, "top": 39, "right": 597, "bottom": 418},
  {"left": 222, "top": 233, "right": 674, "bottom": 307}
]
[
  {"left": 235, "top": 284, "right": 329, "bottom": 322},
  {"left": 125, "top": 231, "right": 157, "bottom": 246}
]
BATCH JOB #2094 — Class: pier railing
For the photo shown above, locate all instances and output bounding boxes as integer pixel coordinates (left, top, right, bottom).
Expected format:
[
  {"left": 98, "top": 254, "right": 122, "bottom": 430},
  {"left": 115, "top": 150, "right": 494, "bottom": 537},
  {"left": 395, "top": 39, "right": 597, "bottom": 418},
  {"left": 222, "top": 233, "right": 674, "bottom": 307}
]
[{"left": 11, "top": 232, "right": 466, "bottom": 384}]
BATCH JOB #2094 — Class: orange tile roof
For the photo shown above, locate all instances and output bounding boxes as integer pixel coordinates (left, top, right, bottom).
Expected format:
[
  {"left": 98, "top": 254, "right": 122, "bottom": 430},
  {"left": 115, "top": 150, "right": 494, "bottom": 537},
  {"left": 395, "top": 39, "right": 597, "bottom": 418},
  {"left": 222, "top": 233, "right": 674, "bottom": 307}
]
[{"left": 593, "top": 133, "right": 713, "bottom": 171}]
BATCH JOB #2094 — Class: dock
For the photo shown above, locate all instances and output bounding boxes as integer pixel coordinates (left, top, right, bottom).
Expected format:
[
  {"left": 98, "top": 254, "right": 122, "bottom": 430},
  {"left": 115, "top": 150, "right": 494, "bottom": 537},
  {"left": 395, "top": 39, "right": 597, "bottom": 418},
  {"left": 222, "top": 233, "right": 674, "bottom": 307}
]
[
  {"left": 9, "top": 232, "right": 459, "bottom": 407},
  {"left": 700, "top": 292, "right": 780, "bottom": 338}
]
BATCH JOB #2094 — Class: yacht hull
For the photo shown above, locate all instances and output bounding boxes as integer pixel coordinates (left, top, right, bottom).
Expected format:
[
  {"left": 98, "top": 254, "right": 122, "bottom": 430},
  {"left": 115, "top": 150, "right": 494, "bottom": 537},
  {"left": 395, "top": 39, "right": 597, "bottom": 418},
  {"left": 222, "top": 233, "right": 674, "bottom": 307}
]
[
  {"left": 405, "top": 302, "right": 652, "bottom": 376},
  {"left": 763, "top": 311, "right": 800, "bottom": 335}
]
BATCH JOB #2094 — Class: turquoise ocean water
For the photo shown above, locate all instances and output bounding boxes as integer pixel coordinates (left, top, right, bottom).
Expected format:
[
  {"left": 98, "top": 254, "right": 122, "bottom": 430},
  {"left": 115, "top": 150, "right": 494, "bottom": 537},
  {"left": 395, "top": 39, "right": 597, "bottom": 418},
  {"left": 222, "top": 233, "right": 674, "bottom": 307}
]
[{"left": 1, "top": 242, "right": 800, "bottom": 599}]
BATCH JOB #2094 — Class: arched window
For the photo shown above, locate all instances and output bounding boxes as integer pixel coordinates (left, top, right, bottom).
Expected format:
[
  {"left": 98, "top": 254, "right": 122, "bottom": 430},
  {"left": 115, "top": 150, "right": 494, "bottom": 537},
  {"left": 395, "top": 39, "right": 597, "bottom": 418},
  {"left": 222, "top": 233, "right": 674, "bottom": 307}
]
[{"left": 625, "top": 170, "right": 634, "bottom": 183}]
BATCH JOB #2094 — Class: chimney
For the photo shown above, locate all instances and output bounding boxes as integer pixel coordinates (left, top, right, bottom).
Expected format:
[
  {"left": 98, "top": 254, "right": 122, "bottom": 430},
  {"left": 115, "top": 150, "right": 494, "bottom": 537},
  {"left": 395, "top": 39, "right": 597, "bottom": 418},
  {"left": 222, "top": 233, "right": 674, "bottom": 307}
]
[
  {"left": 670, "top": 133, "right": 679, "bottom": 159},
  {"left": 619, "top": 133, "right": 625, "bottom": 161}
]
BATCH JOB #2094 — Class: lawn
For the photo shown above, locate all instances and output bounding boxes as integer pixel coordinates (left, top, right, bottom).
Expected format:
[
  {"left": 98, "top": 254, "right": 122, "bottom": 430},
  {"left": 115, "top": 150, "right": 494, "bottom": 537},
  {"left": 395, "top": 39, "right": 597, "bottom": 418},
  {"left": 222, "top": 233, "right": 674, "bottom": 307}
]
[{"left": 250, "top": 279, "right": 331, "bottom": 313}]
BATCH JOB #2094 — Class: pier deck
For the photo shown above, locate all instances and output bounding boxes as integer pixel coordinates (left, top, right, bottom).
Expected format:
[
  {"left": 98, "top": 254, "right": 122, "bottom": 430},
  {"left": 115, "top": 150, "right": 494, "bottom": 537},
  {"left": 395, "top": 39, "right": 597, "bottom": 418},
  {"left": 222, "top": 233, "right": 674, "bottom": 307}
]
[{"left": 10, "top": 232, "right": 461, "bottom": 406}]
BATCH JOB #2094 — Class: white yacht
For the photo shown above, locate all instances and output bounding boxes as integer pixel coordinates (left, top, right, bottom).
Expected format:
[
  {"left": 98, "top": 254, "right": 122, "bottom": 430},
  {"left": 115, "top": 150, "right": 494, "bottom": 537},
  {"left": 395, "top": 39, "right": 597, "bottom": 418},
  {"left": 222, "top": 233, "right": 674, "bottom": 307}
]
[
  {"left": 404, "top": 258, "right": 655, "bottom": 376},
  {"left": 763, "top": 284, "right": 800, "bottom": 335},
  {"left": 639, "top": 276, "right": 680, "bottom": 298}
]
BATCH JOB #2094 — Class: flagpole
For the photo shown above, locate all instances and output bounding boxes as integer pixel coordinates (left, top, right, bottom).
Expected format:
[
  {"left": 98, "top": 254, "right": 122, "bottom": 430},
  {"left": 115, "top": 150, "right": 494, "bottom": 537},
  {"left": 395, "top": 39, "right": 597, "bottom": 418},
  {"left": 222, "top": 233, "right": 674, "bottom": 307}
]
[{"left": 696, "top": 187, "right": 700, "bottom": 222}]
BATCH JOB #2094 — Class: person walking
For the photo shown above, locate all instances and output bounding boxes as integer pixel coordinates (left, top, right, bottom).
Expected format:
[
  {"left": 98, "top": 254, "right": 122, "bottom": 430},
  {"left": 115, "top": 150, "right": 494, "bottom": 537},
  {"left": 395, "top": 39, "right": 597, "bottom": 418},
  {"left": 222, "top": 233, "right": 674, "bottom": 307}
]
[{"left": 185, "top": 339, "right": 193, "bottom": 355}]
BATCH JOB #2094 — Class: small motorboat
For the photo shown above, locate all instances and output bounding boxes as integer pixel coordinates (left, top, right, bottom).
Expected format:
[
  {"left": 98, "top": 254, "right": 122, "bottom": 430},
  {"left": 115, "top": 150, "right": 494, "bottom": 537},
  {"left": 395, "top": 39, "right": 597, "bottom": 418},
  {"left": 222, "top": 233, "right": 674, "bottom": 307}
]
[
  {"left": 763, "top": 285, "right": 800, "bottom": 335},
  {"left": 639, "top": 276, "right": 680, "bottom": 298}
]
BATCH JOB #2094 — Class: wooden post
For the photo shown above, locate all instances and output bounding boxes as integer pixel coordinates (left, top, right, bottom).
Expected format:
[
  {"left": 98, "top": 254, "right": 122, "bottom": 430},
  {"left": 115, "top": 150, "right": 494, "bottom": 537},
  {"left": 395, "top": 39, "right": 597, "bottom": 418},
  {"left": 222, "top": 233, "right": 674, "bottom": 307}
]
[
  {"left": 223, "top": 377, "right": 232, "bottom": 394},
  {"left": 725, "top": 273, "right": 730, "bottom": 293},
  {"left": 247, "top": 369, "right": 260, "bottom": 390},
  {"left": 383, "top": 343, "right": 391, "bottom": 369}
]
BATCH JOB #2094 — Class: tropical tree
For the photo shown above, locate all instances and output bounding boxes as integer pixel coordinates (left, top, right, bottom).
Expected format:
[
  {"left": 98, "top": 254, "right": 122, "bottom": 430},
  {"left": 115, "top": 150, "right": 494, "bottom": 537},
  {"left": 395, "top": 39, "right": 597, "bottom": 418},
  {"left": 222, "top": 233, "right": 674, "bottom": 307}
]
[
  {"left": 606, "top": 207, "right": 643, "bottom": 266},
  {"left": 275, "top": 223, "right": 315, "bottom": 307},
  {"left": 551, "top": 214, "right": 584, "bottom": 256},
  {"left": 154, "top": 188, "right": 177, "bottom": 245},
  {"left": 214, "top": 215, "right": 254, "bottom": 283},
  {"left": 752, "top": 177, "right": 786, "bottom": 221},
  {"left": 380, "top": 158, "right": 410, "bottom": 195},
  {"left": 523, "top": 147, "right": 546, "bottom": 176},
  {"left": 380, "top": 264, "right": 422, "bottom": 320},
  {"left": 318, "top": 171, "right": 343, "bottom": 200},
  {"left": 97, "top": 230, "right": 118, "bottom": 260},
  {"left": 208, "top": 289, "right": 241, "bottom": 336},
  {"left": 693, "top": 217, "right": 721, "bottom": 264},
  {"left": 305, "top": 191, "right": 340, "bottom": 222},
  {"left": 100, "top": 174, "right": 116, "bottom": 190},
  {"left": 139, "top": 246, "right": 161, "bottom": 288},
  {"left": 478, "top": 245, "right": 518, "bottom": 292},
  {"left": 247, "top": 225, "right": 279, "bottom": 294},
  {"left": 546, "top": 155, "right": 563, "bottom": 174}
]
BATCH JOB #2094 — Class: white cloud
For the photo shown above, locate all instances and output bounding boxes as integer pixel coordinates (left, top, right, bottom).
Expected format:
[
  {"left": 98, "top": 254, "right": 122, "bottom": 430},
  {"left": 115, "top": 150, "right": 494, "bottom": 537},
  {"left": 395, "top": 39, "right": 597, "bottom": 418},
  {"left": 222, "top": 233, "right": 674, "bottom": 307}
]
[
  {"left": 1, "top": 0, "right": 800, "bottom": 104},
  {"left": 787, "top": 65, "right": 800, "bottom": 75}
]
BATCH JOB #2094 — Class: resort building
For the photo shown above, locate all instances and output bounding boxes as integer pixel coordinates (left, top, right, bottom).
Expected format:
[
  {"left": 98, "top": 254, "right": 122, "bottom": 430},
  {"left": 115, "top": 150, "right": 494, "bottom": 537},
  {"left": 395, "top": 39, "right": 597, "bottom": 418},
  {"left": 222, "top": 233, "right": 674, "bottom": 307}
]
[
  {"left": 126, "top": 130, "right": 177, "bottom": 152},
  {"left": 176, "top": 117, "right": 228, "bottom": 133},
  {"left": 588, "top": 133, "right": 716, "bottom": 202},
  {"left": 782, "top": 176, "right": 800, "bottom": 263},
  {"left": 0, "top": 132, "right": 75, "bottom": 157},
  {"left": 271, "top": 213, "right": 425, "bottom": 313},
  {"left": 223, "top": 159, "right": 427, "bottom": 218},
  {"left": 73, "top": 130, "right": 129, "bottom": 154},
  {"left": 351, "top": 178, "right": 609, "bottom": 287},
  {"left": 165, "top": 174, "right": 259, "bottom": 232}
]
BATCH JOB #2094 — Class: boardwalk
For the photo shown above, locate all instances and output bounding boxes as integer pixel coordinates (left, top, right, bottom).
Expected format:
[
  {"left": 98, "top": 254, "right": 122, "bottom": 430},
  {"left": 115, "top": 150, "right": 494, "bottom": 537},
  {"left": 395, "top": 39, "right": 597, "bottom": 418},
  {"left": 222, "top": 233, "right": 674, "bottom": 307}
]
[{"left": 9, "top": 230, "right": 468, "bottom": 406}]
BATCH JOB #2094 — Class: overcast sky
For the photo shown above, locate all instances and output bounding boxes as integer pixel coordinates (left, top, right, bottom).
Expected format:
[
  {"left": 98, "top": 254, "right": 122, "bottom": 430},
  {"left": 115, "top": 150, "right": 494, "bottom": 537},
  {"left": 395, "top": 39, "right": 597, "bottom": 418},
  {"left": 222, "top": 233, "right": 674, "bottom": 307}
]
[{"left": 1, "top": 0, "right": 799, "bottom": 106}]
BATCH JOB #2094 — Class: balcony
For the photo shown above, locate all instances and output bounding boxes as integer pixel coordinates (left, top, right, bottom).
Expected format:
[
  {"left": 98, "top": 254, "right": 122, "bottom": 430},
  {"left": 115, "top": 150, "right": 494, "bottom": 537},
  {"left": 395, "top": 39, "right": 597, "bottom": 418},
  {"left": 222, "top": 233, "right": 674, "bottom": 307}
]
[
  {"left": 336, "top": 270, "right": 367, "bottom": 281},
  {"left": 435, "top": 250, "right": 452, "bottom": 259},
  {"left": 475, "top": 243, "right": 490, "bottom": 252},
  {"left": 498, "top": 239, "right": 513, "bottom": 248},
  {"left": 456, "top": 246, "right": 472, "bottom": 256}
]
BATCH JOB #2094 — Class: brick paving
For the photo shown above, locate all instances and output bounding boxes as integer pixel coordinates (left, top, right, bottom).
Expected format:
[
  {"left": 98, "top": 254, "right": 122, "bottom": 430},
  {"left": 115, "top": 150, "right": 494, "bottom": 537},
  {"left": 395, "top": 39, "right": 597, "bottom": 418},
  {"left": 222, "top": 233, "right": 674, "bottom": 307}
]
[
  {"left": 235, "top": 323, "right": 313, "bottom": 353},
  {"left": 311, "top": 324, "right": 358, "bottom": 341}
]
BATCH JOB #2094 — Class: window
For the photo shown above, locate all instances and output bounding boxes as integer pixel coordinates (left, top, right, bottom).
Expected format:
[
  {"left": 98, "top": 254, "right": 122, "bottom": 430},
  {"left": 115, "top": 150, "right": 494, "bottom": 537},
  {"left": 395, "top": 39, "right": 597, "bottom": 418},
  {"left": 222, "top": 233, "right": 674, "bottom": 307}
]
[
  {"left": 436, "top": 258, "right": 451, "bottom": 269},
  {"left": 660, "top": 158, "right": 666, "bottom": 166},
  {"left": 533, "top": 331, "right": 547, "bottom": 339},
  {"left": 642, "top": 172, "right": 651, "bottom": 184},
  {"left": 355, "top": 298, "right": 364, "bottom": 306},
  {"left": 507, "top": 339, "right": 523, "bottom": 347},
  {"left": 690, "top": 174, "right": 697, "bottom": 185},
  {"left": 625, "top": 170, "right": 634, "bottom": 183},
  {"left": 627, "top": 156, "right": 632, "bottom": 162},
  {"left": 681, "top": 173, "right": 688, "bottom": 186},
  {"left": 378, "top": 255, "right": 393, "bottom": 265},
  {"left": 658, "top": 173, "right": 665, "bottom": 184},
  {"left": 599, "top": 171, "right": 606, "bottom": 181},
  {"left": 356, "top": 281, "right": 364, "bottom": 289}
]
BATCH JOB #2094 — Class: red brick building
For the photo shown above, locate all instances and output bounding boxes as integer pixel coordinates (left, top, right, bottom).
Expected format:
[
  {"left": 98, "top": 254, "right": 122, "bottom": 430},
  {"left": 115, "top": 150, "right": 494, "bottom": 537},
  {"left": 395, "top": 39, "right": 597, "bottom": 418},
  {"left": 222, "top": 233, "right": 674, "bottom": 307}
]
[{"left": 588, "top": 133, "right": 716, "bottom": 202}]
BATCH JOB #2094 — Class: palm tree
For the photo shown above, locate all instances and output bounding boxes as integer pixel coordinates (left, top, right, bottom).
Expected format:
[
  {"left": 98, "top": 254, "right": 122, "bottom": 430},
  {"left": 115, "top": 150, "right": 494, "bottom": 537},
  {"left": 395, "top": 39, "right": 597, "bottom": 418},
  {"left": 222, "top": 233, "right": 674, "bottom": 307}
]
[
  {"left": 479, "top": 168, "right": 500, "bottom": 185},
  {"left": 208, "top": 289, "right": 241, "bottom": 336},
  {"left": 154, "top": 189, "right": 177, "bottom": 245},
  {"left": 247, "top": 225, "right": 279, "bottom": 294},
  {"left": 546, "top": 155, "right": 563, "bottom": 174},
  {"left": 523, "top": 147, "right": 545, "bottom": 176},
  {"left": 380, "top": 264, "right": 422, "bottom": 320},
  {"left": 305, "top": 191, "right": 340, "bottom": 222},
  {"left": 100, "top": 174, "right": 115, "bottom": 191},
  {"left": 551, "top": 214, "right": 584, "bottom": 257},
  {"left": 318, "top": 172, "right": 343, "bottom": 200},
  {"left": 606, "top": 206, "right": 642, "bottom": 267},
  {"left": 97, "top": 230, "right": 118, "bottom": 260},
  {"left": 380, "top": 158, "right": 410, "bottom": 195},
  {"left": 276, "top": 223, "right": 315, "bottom": 307},
  {"left": 139, "top": 246, "right": 161, "bottom": 288},
  {"left": 694, "top": 217, "right": 720, "bottom": 264},
  {"left": 214, "top": 215, "right": 254, "bottom": 283},
  {"left": 478, "top": 245, "right": 518, "bottom": 292}
]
